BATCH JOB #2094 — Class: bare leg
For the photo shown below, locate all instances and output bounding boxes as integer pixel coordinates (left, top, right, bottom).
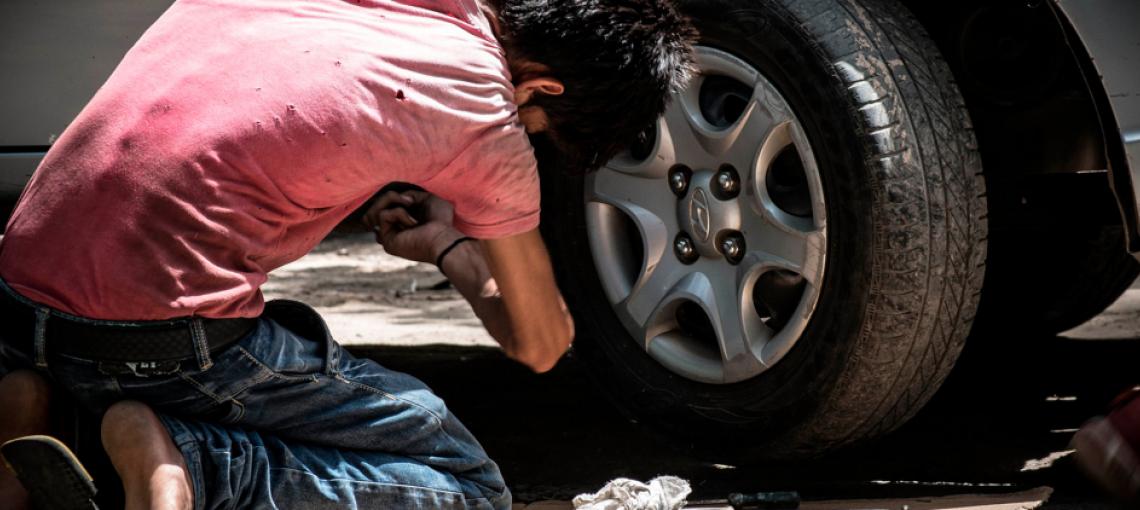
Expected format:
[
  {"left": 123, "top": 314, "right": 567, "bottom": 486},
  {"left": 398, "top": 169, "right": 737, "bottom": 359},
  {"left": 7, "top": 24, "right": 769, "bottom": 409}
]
[
  {"left": 0, "top": 370, "right": 53, "bottom": 510},
  {"left": 101, "top": 401, "right": 192, "bottom": 510}
]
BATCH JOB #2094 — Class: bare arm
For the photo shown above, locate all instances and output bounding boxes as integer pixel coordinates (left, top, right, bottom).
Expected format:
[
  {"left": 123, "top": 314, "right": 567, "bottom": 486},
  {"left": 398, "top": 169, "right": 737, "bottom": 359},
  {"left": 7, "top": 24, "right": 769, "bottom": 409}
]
[
  {"left": 440, "top": 230, "right": 574, "bottom": 372},
  {"left": 364, "top": 191, "right": 574, "bottom": 372}
]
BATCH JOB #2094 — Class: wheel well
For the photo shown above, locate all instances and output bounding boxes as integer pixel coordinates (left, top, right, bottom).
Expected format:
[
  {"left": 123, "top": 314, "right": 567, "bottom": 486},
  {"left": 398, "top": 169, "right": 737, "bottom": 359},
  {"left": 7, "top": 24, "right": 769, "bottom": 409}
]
[{"left": 899, "top": 0, "right": 1132, "bottom": 236}]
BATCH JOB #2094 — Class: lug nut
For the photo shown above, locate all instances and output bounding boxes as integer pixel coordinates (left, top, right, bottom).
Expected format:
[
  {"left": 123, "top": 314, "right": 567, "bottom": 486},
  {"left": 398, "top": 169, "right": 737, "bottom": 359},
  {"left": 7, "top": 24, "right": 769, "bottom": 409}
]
[
  {"left": 719, "top": 232, "right": 746, "bottom": 265},
  {"left": 674, "top": 233, "right": 699, "bottom": 265},
  {"left": 712, "top": 164, "right": 741, "bottom": 200},
  {"left": 668, "top": 165, "right": 692, "bottom": 198}
]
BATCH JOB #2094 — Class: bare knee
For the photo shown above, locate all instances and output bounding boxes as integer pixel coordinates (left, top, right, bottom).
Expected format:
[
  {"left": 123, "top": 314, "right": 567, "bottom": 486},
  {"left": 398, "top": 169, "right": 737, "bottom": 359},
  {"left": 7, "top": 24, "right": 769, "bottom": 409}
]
[
  {"left": 102, "top": 400, "right": 152, "bottom": 426},
  {"left": 100, "top": 401, "right": 192, "bottom": 510},
  {"left": 101, "top": 401, "right": 156, "bottom": 449},
  {"left": 0, "top": 370, "right": 52, "bottom": 410},
  {"left": 0, "top": 371, "right": 53, "bottom": 434},
  {"left": 101, "top": 401, "right": 168, "bottom": 479}
]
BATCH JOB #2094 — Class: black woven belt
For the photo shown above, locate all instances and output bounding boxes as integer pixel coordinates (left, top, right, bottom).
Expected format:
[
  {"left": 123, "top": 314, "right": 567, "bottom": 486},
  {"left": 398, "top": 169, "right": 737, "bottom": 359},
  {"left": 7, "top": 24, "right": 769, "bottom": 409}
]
[{"left": 0, "top": 288, "right": 257, "bottom": 363}]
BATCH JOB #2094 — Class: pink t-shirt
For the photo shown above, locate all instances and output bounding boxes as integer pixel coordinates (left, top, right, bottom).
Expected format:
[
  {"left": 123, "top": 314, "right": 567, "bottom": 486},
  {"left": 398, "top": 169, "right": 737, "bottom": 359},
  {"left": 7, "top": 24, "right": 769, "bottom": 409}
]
[{"left": 0, "top": 0, "right": 540, "bottom": 320}]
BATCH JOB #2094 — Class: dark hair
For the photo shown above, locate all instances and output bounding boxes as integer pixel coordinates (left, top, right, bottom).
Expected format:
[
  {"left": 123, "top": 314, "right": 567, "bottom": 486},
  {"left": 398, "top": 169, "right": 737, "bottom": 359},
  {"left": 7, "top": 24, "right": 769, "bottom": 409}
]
[{"left": 495, "top": 0, "right": 697, "bottom": 172}]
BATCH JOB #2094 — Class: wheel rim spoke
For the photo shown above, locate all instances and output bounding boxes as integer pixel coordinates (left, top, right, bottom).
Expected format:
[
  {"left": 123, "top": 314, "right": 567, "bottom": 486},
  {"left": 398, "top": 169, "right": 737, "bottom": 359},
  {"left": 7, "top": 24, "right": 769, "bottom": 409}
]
[
  {"left": 741, "top": 216, "right": 825, "bottom": 285},
  {"left": 718, "top": 99, "right": 775, "bottom": 170},
  {"left": 743, "top": 116, "right": 826, "bottom": 284},
  {"left": 606, "top": 116, "right": 677, "bottom": 178},
  {"left": 587, "top": 167, "right": 677, "bottom": 221},
  {"left": 721, "top": 81, "right": 796, "bottom": 172},
  {"left": 737, "top": 253, "right": 818, "bottom": 367},
  {"left": 662, "top": 86, "right": 726, "bottom": 169},
  {"left": 585, "top": 200, "right": 671, "bottom": 306},
  {"left": 617, "top": 256, "right": 687, "bottom": 342},
  {"left": 707, "top": 265, "right": 768, "bottom": 382},
  {"left": 639, "top": 267, "right": 770, "bottom": 384}
]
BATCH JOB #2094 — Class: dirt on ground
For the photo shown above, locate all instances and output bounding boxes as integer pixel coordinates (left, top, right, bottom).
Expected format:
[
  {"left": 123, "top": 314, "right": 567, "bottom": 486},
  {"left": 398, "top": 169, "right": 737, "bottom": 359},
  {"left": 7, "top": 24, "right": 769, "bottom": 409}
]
[
  {"left": 265, "top": 227, "right": 1140, "bottom": 347},
  {"left": 263, "top": 227, "right": 495, "bottom": 347}
]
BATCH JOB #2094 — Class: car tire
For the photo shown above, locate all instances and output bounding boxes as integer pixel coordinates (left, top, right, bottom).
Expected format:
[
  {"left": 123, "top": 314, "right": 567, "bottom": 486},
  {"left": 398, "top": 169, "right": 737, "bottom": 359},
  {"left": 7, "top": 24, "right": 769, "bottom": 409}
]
[{"left": 543, "top": 0, "right": 987, "bottom": 458}]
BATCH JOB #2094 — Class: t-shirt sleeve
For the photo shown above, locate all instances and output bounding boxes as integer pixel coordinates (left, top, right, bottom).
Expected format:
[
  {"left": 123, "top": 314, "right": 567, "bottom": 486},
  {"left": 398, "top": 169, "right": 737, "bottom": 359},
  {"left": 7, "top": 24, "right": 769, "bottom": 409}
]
[{"left": 423, "top": 122, "right": 541, "bottom": 239}]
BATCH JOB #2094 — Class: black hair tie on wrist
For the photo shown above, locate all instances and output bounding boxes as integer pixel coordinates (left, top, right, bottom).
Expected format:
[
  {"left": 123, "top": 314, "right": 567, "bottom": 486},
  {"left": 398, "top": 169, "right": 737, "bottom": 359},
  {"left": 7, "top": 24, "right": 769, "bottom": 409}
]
[{"left": 435, "top": 236, "right": 475, "bottom": 275}]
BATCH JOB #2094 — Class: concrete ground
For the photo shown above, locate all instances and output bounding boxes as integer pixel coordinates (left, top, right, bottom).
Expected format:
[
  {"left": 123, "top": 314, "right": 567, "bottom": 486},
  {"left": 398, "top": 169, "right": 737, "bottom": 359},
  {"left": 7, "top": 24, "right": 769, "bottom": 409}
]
[
  {"left": 263, "top": 230, "right": 1140, "bottom": 509},
  {"left": 263, "top": 228, "right": 495, "bottom": 348}
]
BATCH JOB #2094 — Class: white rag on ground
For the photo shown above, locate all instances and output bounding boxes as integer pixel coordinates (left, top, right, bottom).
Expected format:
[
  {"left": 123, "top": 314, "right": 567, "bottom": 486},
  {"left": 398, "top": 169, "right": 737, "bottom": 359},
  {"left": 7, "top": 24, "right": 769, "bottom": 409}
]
[{"left": 572, "top": 476, "right": 691, "bottom": 510}]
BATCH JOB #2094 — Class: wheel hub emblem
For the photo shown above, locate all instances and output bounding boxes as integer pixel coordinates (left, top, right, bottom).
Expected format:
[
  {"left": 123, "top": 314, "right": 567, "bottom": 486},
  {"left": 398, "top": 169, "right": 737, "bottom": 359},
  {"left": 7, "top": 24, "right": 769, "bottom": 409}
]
[{"left": 690, "top": 188, "right": 712, "bottom": 241}]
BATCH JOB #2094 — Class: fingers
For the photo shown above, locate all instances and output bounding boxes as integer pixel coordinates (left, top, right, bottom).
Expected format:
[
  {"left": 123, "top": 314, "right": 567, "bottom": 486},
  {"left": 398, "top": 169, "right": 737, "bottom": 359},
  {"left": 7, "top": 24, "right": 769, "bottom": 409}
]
[
  {"left": 378, "top": 207, "right": 418, "bottom": 234},
  {"left": 363, "top": 191, "right": 414, "bottom": 229},
  {"left": 400, "top": 189, "right": 430, "bottom": 203},
  {"left": 375, "top": 208, "right": 415, "bottom": 243},
  {"left": 375, "top": 190, "right": 429, "bottom": 211},
  {"left": 363, "top": 190, "right": 436, "bottom": 225},
  {"left": 378, "top": 190, "right": 416, "bottom": 209}
]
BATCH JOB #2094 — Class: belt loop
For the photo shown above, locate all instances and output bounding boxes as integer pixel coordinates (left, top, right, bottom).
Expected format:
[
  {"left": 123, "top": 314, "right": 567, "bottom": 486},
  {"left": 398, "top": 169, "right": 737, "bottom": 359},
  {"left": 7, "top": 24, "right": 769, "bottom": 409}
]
[
  {"left": 33, "top": 308, "right": 49, "bottom": 369},
  {"left": 324, "top": 334, "right": 341, "bottom": 377},
  {"left": 189, "top": 318, "right": 213, "bottom": 371}
]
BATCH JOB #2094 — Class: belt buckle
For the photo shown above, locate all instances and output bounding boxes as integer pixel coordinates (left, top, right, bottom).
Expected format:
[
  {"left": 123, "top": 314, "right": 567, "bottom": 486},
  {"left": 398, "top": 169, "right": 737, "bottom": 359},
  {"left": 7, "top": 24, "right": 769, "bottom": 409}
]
[{"left": 97, "top": 360, "right": 182, "bottom": 377}]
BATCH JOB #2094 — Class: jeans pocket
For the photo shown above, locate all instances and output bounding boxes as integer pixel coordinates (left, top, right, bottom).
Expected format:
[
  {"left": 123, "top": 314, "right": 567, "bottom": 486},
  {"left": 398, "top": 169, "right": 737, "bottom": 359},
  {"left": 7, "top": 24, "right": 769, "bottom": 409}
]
[
  {"left": 138, "top": 306, "right": 332, "bottom": 427},
  {"left": 168, "top": 336, "right": 278, "bottom": 413},
  {"left": 174, "top": 373, "right": 247, "bottom": 424},
  {"left": 178, "top": 317, "right": 324, "bottom": 409}
]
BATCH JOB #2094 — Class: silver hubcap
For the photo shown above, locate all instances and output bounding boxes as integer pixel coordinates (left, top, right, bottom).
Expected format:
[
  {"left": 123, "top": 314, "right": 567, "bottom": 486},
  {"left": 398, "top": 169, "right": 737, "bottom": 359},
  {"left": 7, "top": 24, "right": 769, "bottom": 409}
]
[{"left": 584, "top": 47, "right": 828, "bottom": 384}]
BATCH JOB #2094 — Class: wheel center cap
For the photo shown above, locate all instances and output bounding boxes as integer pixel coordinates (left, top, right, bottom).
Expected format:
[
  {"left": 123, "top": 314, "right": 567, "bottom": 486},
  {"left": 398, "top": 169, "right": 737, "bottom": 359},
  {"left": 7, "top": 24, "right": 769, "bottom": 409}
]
[
  {"left": 679, "top": 170, "right": 743, "bottom": 257},
  {"left": 689, "top": 188, "right": 712, "bottom": 242}
]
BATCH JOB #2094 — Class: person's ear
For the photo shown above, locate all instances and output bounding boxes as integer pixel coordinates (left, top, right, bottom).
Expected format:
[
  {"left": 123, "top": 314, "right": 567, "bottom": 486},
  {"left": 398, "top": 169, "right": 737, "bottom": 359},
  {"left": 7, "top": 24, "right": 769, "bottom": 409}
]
[{"left": 514, "top": 78, "right": 565, "bottom": 106}]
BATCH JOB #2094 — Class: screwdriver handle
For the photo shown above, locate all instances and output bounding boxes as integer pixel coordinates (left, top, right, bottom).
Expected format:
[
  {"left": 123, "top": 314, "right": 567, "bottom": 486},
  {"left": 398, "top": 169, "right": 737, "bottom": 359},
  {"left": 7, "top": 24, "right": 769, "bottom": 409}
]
[{"left": 727, "top": 491, "right": 800, "bottom": 509}]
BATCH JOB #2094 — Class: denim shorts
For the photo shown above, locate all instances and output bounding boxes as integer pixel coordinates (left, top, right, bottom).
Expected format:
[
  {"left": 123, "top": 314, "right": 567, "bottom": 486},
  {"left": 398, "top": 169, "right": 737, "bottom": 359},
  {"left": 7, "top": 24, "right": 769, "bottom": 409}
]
[{"left": 0, "top": 281, "right": 510, "bottom": 509}]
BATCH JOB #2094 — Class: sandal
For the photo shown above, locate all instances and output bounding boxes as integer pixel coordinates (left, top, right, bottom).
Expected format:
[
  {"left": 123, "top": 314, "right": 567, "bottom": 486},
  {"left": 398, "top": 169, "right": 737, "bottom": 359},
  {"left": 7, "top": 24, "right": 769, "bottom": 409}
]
[{"left": 1, "top": 435, "right": 99, "bottom": 510}]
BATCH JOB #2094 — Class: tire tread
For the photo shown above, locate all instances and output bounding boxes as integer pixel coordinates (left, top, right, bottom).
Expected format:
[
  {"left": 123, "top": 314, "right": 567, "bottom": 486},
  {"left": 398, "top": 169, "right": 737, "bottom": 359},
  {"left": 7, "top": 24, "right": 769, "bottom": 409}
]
[{"left": 779, "top": 0, "right": 987, "bottom": 452}]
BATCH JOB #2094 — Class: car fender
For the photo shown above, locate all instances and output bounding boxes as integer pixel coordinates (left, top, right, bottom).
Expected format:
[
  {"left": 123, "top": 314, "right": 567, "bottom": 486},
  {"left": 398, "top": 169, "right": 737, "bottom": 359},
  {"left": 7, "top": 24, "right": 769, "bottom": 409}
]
[{"left": 1053, "top": 0, "right": 1140, "bottom": 254}]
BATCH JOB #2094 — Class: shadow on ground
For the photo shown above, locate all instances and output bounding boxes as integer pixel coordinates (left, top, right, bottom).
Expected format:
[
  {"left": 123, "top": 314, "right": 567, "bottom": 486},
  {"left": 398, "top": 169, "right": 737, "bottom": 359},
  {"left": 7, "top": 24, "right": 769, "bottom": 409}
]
[{"left": 355, "top": 326, "right": 1139, "bottom": 507}]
